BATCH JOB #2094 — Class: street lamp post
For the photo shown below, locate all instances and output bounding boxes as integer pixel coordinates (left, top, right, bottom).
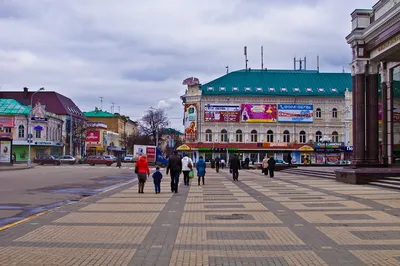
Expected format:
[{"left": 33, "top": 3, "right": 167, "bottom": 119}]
[
  {"left": 27, "top": 88, "right": 45, "bottom": 168},
  {"left": 320, "top": 135, "right": 331, "bottom": 165}
]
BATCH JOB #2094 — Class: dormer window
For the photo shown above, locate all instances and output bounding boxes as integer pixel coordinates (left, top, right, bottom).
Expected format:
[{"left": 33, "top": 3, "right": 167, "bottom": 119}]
[
  {"left": 256, "top": 87, "right": 263, "bottom": 92},
  {"left": 318, "top": 88, "right": 325, "bottom": 92},
  {"left": 306, "top": 88, "right": 313, "bottom": 92},
  {"left": 293, "top": 88, "right": 300, "bottom": 92},
  {"left": 232, "top": 87, "right": 239, "bottom": 92},
  {"left": 330, "top": 88, "right": 338, "bottom": 92},
  {"left": 219, "top": 87, "right": 226, "bottom": 92},
  {"left": 269, "top": 88, "right": 275, "bottom": 92},
  {"left": 245, "top": 87, "right": 251, "bottom": 92},
  {"left": 281, "top": 88, "right": 288, "bottom": 92},
  {"left": 207, "top": 87, "right": 214, "bottom": 91}
]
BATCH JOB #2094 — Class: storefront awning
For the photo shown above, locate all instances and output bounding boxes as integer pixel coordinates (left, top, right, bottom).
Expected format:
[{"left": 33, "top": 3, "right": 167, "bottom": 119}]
[{"left": 177, "top": 144, "right": 191, "bottom": 151}]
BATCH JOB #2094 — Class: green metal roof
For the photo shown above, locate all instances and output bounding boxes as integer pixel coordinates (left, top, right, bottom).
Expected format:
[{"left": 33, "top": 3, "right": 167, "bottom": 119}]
[
  {"left": 0, "top": 99, "right": 30, "bottom": 115},
  {"left": 162, "top": 128, "right": 183, "bottom": 135},
  {"left": 200, "top": 69, "right": 352, "bottom": 97},
  {"left": 84, "top": 110, "right": 115, "bottom": 117}
]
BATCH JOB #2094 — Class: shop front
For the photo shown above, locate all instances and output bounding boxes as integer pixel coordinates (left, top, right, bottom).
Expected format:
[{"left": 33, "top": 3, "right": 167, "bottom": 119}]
[
  {"left": 298, "top": 145, "right": 314, "bottom": 164},
  {"left": 314, "top": 142, "right": 345, "bottom": 164},
  {"left": 12, "top": 140, "right": 64, "bottom": 161}
]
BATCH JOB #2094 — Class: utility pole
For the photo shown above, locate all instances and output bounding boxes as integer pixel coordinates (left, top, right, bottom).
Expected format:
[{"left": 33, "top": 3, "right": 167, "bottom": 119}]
[
  {"left": 261, "top": 46, "right": 264, "bottom": 69},
  {"left": 111, "top": 102, "right": 115, "bottom": 113},
  {"left": 244, "top": 46, "right": 248, "bottom": 70}
]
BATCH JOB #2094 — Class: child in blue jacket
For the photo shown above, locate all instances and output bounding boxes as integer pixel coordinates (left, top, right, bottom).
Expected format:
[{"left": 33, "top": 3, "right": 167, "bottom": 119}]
[{"left": 152, "top": 167, "right": 163, "bottom": 194}]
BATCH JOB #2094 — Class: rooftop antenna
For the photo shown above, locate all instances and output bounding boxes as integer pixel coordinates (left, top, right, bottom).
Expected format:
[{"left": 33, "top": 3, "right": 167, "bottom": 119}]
[
  {"left": 118, "top": 106, "right": 121, "bottom": 113},
  {"left": 342, "top": 66, "right": 345, "bottom": 73},
  {"left": 317, "top": 55, "right": 320, "bottom": 72},
  {"left": 294, "top": 57, "right": 307, "bottom": 70},
  {"left": 261, "top": 46, "right": 264, "bottom": 69},
  {"left": 111, "top": 102, "right": 115, "bottom": 113},
  {"left": 244, "top": 46, "right": 248, "bottom": 71},
  {"left": 304, "top": 57, "right": 307, "bottom": 70},
  {"left": 99, "top": 96, "right": 103, "bottom": 110},
  {"left": 226, "top": 65, "right": 229, "bottom": 74}
]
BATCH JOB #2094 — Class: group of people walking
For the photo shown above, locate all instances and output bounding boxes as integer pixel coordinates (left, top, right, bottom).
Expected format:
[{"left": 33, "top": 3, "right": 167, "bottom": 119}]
[{"left": 134, "top": 152, "right": 276, "bottom": 193}]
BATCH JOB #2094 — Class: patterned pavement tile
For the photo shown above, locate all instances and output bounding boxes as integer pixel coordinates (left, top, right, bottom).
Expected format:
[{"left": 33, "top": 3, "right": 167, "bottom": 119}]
[
  {"left": 281, "top": 200, "right": 372, "bottom": 210},
  {"left": 318, "top": 227, "right": 400, "bottom": 245},
  {"left": 175, "top": 227, "right": 304, "bottom": 245},
  {"left": 352, "top": 194, "right": 400, "bottom": 200},
  {"left": 0, "top": 247, "right": 136, "bottom": 266},
  {"left": 270, "top": 195, "right": 345, "bottom": 202},
  {"left": 98, "top": 197, "right": 170, "bottom": 203},
  {"left": 53, "top": 212, "right": 159, "bottom": 224},
  {"left": 78, "top": 203, "right": 166, "bottom": 212},
  {"left": 14, "top": 225, "right": 150, "bottom": 244},
  {"left": 169, "top": 250, "right": 327, "bottom": 266},
  {"left": 350, "top": 250, "right": 400, "bottom": 265},
  {"left": 374, "top": 200, "right": 400, "bottom": 209},
  {"left": 297, "top": 211, "right": 400, "bottom": 224},
  {"left": 184, "top": 202, "right": 267, "bottom": 211},
  {"left": 180, "top": 211, "right": 282, "bottom": 224}
]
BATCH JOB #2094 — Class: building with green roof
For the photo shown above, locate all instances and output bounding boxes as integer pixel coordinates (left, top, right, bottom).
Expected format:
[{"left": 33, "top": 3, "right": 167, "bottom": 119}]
[{"left": 181, "top": 68, "right": 353, "bottom": 164}]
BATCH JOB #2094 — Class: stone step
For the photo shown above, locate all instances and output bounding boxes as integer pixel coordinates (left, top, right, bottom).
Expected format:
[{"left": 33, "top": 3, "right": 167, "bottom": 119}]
[
  {"left": 369, "top": 181, "right": 400, "bottom": 191},
  {"left": 281, "top": 169, "right": 335, "bottom": 179}
]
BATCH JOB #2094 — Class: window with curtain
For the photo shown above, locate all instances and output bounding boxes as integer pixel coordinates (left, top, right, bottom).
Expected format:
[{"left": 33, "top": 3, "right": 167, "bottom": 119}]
[
  {"left": 283, "top": 130, "right": 290, "bottom": 143},
  {"left": 332, "top": 131, "right": 339, "bottom": 142},
  {"left": 251, "top": 130, "right": 258, "bottom": 143},
  {"left": 36, "top": 129, "right": 41, "bottom": 139}
]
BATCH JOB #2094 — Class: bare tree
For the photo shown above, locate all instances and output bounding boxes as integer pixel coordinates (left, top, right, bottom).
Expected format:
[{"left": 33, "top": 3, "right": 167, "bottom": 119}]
[{"left": 139, "top": 108, "right": 169, "bottom": 146}]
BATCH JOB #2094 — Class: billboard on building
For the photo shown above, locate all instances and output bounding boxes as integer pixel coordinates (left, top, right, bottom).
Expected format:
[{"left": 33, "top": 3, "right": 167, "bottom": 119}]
[
  {"left": 0, "top": 140, "right": 11, "bottom": 163},
  {"left": 278, "top": 104, "right": 313, "bottom": 123},
  {"left": 241, "top": 104, "right": 277, "bottom": 123},
  {"left": 184, "top": 104, "right": 198, "bottom": 139},
  {"left": 0, "top": 117, "right": 14, "bottom": 128},
  {"left": 86, "top": 130, "right": 100, "bottom": 142},
  {"left": 204, "top": 104, "right": 241, "bottom": 122}
]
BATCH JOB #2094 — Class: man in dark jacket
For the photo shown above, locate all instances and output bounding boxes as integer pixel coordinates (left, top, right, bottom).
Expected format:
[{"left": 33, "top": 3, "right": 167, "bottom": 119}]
[
  {"left": 267, "top": 156, "right": 276, "bottom": 178},
  {"left": 215, "top": 156, "right": 221, "bottom": 173},
  {"left": 229, "top": 154, "right": 241, "bottom": 181},
  {"left": 166, "top": 151, "right": 182, "bottom": 193}
]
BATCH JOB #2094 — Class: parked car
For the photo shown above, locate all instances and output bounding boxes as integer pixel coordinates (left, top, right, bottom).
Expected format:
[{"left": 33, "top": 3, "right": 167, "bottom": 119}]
[
  {"left": 276, "top": 159, "right": 288, "bottom": 165},
  {"left": 124, "top": 155, "right": 133, "bottom": 162},
  {"left": 103, "top": 155, "right": 116, "bottom": 162},
  {"left": 85, "top": 156, "right": 113, "bottom": 166},
  {"left": 36, "top": 155, "right": 61, "bottom": 165},
  {"left": 58, "top": 155, "right": 76, "bottom": 165}
]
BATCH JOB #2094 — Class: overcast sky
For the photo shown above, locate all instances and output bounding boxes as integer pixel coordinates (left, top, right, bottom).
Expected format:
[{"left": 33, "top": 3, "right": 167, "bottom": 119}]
[{"left": 0, "top": 0, "right": 377, "bottom": 130}]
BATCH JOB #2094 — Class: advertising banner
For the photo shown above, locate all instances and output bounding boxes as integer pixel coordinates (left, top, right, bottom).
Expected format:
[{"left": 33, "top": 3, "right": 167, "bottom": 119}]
[
  {"left": 184, "top": 104, "right": 198, "bottom": 139},
  {"left": 0, "top": 140, "right": 11, "bottom": 163},
  {"left": 278, "top": 104, "right": 313, "bottom": 123},
  {"left": 241, "top": 104, "right": 277, "bottom": 123},
  {"left": 133, "top": 145, "right": 156, "bottom": 163},
  {"left": 204, "top": 104, "right": 240, "bottom": 122},
  {"left": 0, "top": 117, "right": 14, "bottom": 128},
  {"left": 86, "top": 130, "right": 100, "bottom": 142},
  {"left": 379, "top": 103, "right": 400, "bottom": 124},
  {"left": 146, "top": 146, "right": 156, "bottom": 163}
]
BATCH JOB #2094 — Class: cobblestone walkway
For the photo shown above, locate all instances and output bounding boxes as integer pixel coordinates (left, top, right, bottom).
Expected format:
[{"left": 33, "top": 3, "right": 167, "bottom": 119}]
[{"left": 1, "top": 169, "right": 400, "bottom": 265}]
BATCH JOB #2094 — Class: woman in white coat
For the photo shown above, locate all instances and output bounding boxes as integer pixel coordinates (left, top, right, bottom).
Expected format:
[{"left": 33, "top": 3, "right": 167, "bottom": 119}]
[{"left": 182, "top": 154, "right": 193, "bottom": 186}]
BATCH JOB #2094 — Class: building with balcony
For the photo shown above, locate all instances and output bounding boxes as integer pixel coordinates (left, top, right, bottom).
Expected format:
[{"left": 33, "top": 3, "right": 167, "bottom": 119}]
[
  {"left": 346, "top": 0, "right": 400, "bottom": 165},
  {"left": 181, "top": 69, "right": 352, "bottom": 164}
]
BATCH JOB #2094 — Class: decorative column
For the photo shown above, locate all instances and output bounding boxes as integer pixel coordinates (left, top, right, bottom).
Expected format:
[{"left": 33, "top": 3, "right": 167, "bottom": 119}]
[
  {"left": 365, "top": 62, "right": 379, "bottom": 164},
  {"left": 351, "top": 60, "right": 367, "bottom": 165},
  {"left": 381, "top": 63, "right": 388, "bottom": 165}
]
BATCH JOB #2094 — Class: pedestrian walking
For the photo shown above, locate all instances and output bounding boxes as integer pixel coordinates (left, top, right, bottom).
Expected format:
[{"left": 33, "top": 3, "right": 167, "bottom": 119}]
[
  {"left": 152, "top": 166, "right": 163, "bottom": 194},
  {"left": 11, "top": 153, "right": 16, "bottom": 165},
  {"left": 182, "top": 154, "right": 193, "bottom": 186},
  {"left": 262, "top": 156, "right": 269, "bottom": 176},
  {"left": 116, "top": 156, "right": 122, "bottom": 168},
  {"left": 221, "top": 158, "right": 225, "bottom": 169},
  {"left": 229, "top": 154, "right": 241, "bottom": 181},
  {"left": 268, "top": 156, "right": 276, "bottom": 178},
  {"left": 287, "top": 154, "right": 292, "bottom": 167},
  {"left": 166, "top": 150, "right": 182, "bottom": 193},
  {"left": 196, "top": 156, "right": 206, "bottom": 185},
  {"left": 215, "top": 156, "right": 221, "bottom": 173},
  {"left": 136, "top": 154, "right": 150, "bottom": 193}
]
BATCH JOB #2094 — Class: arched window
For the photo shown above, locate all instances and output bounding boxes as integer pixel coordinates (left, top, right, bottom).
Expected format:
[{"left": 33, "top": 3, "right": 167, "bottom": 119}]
[
  {"left": 267, "top": 130, "right": 274, "bottom": 142},
  {"left": 316, "top": 108, "right": 322, "bottom": 118},
  {"left": 332, "top": 108, "right": 338, "bottom": 118},
  {"left": 221, "top": 129, "right": 228, "bottom": 142},
  {"left": 315, "top": 131, "right": 322, "bottom": 142},
  {"left": 299, "top": 130, "right": 306, "bottom": 144},
  {"left": 235, "top": 129, "right": 243, "bottom": 142},
  {"left": 18, "top": 125, "right": 25, "bottom": 138},
  {"left": 283, "top": 130, "right": 290, "bottom": 143},
  {"left": 251, "top": 130, "right": 258, "bottom": 143},
  {"left": 205, "top": 129, "right": 212, "bottom": 142},
  {"left": 332, "top": 131, "right": 339, "bottom": 142}
]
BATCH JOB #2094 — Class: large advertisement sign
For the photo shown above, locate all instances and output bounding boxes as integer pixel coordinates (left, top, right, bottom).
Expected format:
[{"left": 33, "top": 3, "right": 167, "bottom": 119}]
[
  {"left": 86, "top": 130, "right": 100, "bottom": 142},
  {"left": 184, "top": 104, "right": 198, "bottom": 139},
  {"left": 278, "top": 104, "right": 313, "bottom": 123},
  {"left": 0, "top": 140, "right": 11, "bottom": 163},
  {"left": 133, "top": 145, "right": 156, "bottom": 163},
  {"left": 204, "top": 104, "right": 240, "bottom": 122},
  {"left": 0, "top": 117, "right": 14, "bottom": 127},
  {"left": 241, "top": 104, "right": 277, "bottom": 123}
]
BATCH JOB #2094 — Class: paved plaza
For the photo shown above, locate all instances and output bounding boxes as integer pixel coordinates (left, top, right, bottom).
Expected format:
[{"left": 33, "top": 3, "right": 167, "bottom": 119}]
[{"left": 0, "top": 169, "right": 400, "bottom": 265}]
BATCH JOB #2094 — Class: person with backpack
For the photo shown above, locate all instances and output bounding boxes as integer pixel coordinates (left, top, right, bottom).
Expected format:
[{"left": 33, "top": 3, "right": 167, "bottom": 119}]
[
  {"left": 182, "top": 154, "right": 194, "bottom": 186},
  {"left": 152, "top": 167, "right": 163, "bottom": 194}
]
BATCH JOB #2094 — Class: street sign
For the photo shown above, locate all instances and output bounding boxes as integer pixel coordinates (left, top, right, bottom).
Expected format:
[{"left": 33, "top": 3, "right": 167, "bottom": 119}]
[{"left": 31, "top": 117, "right": 48, "bottom": 122}]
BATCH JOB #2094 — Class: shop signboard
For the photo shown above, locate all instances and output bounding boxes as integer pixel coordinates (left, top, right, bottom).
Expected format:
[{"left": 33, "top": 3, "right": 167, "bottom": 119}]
[
  {"left": 86, "top": 130, "right": 100, "bottom": 142},
  {"left": 0, "top": 117, "right": 14, "bottom": 128},
  {"left": 241, "top": 104, "right": 277, "bottom": 123},
  {"left": 262, "top": 142, "right": 291, "bottom": 148},
  {"left": 277, "top": 104, "right": 313, "bottom": 123},
  {"left": 184, "top": 104, "right": 198, "bottom": 139},
  {"left": 345, "top": 146, "right": 353, "bottom": 152},
  {"left": 314, "top": 142, "right": 344, "bottom": 152},
  {"left": 204, "top": 104, "right": 241, "bottom": 122},
  {"left": 0, "top": 140, "right": 11, "bottom": 163}
]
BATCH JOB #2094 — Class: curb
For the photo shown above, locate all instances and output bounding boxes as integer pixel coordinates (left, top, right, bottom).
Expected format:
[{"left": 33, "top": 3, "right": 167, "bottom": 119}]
[
  {"left": 0, "top": 166, "right": 35, "bottom": 172},
  {"left": 0, "top": 179, "right": 136, "bottom": 232}
]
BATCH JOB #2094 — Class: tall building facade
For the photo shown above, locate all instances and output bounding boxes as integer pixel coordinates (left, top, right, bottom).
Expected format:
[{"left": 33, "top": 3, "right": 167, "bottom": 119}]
[
  {"left": 181, "top": 69, "right": 352, "bottom": 164},
  {"left": 346, "top": 0, "right": 400, "bottom": 165}
]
